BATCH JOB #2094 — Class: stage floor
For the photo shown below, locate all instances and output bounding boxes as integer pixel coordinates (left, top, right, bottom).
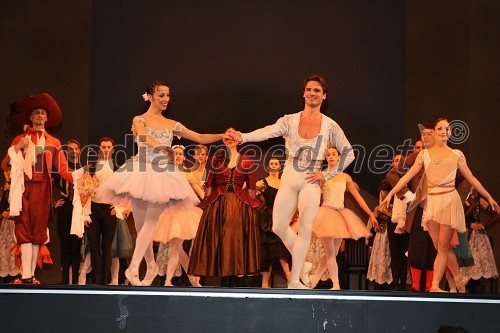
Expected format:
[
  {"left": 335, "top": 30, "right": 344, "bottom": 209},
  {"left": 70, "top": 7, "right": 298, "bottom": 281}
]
[{"left": 1, "top": 285, "right": 499, "bottom": 332}]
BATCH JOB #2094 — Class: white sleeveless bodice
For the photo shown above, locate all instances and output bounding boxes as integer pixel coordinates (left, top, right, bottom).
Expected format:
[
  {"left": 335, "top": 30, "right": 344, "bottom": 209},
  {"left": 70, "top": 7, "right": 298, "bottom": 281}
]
[
  {"left": 132, "top": 115, "right": 186, "bottom": 163},
  {"left": 321, "top": 173, "right": 347, "bottom": 209}
]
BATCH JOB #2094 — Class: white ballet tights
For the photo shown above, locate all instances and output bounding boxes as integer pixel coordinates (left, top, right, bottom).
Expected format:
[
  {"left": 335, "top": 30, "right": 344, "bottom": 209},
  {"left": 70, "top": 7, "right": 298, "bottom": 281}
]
[
  {"left": 322, "top": 237, "right": 343, "bottom": 287},
  {"left": 20, "top": 243, "right": 40, "bottom": 279},
  {"left": 272, "top": 166, "right": 321, "bottom": 284},
  {"left": 130, "top": 199, "right": 164, "bottom": 272}
]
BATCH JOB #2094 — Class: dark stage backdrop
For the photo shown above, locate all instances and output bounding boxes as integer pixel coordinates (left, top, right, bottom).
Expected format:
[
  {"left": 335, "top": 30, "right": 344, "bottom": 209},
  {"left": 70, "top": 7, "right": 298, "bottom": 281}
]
[
  {"left": 89, "top": 0, "right": 405, "bottom": 193},
  {"left": 0, "top": 0, "right": 91, "bottom": 152}
]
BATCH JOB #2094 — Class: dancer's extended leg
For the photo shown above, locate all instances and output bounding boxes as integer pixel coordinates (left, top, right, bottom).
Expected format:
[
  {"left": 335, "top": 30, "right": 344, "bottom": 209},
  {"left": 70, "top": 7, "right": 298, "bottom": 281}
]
[
  {"left": 127, "top": 199, "right": 163, "bottom": 285},
  {"left": 323, "top": 237, "right": 343, "bottom": 289}
]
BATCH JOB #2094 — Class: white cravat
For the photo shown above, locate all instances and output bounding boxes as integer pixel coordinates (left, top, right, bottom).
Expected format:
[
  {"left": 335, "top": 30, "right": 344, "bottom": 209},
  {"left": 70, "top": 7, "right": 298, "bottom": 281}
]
[{"left": 22, "top": 130, "right": 46, "bottom": 179}]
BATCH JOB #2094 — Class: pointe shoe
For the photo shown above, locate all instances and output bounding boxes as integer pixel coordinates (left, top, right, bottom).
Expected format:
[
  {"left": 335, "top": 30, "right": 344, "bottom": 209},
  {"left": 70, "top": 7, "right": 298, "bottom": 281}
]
[
  {"left": 454, "top": 275, "right": 469, "bottom": 293},
  {"left": 164, "top": 280, "right": 173, "bottom": 287},
  {"left": 288, "top": 280, "right": 309, "bottom": 289},
  {"left": 142, "top": 262, "right": 158, "bottom": 286},
  {"left": 125, "top": 268, "right": 142, "bottom": 286},
  {"left": 299, "top": 262, "right": 313, "bottom": 288},
  {"left": 188, "top": 274, "right": 202, "bottom": 287}
]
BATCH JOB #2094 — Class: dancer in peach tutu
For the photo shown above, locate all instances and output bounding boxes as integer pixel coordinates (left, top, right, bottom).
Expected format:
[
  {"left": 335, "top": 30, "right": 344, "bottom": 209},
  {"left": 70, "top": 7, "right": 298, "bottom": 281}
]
[
  {"left": 96, "top": 80, "right": 223, "bottom": 286},
  {"left": 308, "top": 147, "right": 376, "bottom": 290},
  {"left": 382, "top": 118, "right": 499, "bottom": 292},
  {"left": 153, "top": 145, "right": 203, "bottom": 287}
]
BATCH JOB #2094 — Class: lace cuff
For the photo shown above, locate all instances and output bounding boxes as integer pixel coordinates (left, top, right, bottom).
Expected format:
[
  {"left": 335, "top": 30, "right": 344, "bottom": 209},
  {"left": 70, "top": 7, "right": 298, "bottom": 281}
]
[{"left": 131, "top": 116, "right": 146, "bottom": 131}]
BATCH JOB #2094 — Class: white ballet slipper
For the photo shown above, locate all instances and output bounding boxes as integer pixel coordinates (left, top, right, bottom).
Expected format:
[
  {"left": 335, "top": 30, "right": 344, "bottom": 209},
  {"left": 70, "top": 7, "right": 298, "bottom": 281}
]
[
  {"left": 141, "top": 261, "right": 158, "bottom": 286},
  {"left": 288, "top": 280, "right": 309, "bottom": 289},
  {"left": 125, "top": 268, "right": 142, "bottom": 286}
]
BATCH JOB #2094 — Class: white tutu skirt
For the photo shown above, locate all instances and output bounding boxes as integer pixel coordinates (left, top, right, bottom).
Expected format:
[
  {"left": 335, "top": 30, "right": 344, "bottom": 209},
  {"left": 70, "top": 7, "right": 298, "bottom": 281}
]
[
  {"left": 153, "top": 207, "right": 202, "bottom": 243},
  {"left": 96, "top": 159, "right": 199, "bottom": 214},
  {"left": 461, "top": 230, "right": 498, "bottom": 280},
  {"left": 312, "top": 206, "right": 371, "bottom": 240},
  {"left": 423, "top": 190, "right": 466, "bottom": 233},
  {"left": 366, "top": 227, "right": 392, "bottom": 284}
]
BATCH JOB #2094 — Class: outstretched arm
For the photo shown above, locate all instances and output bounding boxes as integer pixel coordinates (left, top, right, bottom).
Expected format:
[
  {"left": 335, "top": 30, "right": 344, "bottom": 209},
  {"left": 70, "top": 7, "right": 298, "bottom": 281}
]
[
  {"left": 381, "top": 161, "right": 423, "bottom": 208},
  {"left": 227, "top": 116, "right": 288, "bottom": 144},
  {"left": 178, "top": 128, "right": 223, "bottom": 144}
]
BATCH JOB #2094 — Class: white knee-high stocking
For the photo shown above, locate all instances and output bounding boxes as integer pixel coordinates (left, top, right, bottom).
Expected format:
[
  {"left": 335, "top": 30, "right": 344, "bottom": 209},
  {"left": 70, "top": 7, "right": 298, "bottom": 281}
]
[
  {"left": 20, "top": 243, "right": 33, "bottom": 279},
  {"left": 30, "top": 244, "right": 40, "bottom": 277}
]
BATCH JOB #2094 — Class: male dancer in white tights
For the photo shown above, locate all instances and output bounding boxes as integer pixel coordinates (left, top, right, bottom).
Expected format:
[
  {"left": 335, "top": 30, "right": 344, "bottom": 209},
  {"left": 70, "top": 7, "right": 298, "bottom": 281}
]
[{"left": 227, "top": 75, "right": 354, "bottom": 288}]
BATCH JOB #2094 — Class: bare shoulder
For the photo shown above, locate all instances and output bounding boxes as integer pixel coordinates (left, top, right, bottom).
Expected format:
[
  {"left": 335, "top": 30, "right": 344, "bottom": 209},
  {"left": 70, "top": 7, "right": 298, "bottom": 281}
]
[
  {"left": 164, "top": 118, "right": 179, "bottom": 129},
  {"left": 343, "top": 173, "right": 353, "bottom": 182}
]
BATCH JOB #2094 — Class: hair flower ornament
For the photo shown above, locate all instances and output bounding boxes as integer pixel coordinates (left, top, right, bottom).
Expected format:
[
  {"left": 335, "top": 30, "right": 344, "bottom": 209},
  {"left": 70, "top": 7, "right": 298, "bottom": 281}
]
[{"left": 142, "top": 92, "right": 149, "bottom": 101}]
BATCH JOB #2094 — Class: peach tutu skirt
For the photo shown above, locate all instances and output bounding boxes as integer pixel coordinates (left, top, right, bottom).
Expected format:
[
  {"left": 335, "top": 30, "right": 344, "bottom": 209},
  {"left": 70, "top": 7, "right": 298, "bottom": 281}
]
[
  {"left": 422, "top": 190, "right": 466, "bottom": 233},
  {"left": 152, "top": 207, "right": 202, "bottom": 243},
  {"left": 96, "top": 159, "right": 199, "bottom": 214},
  {"left": 312, "top": 205, "right": 371, "bottom": 240}
]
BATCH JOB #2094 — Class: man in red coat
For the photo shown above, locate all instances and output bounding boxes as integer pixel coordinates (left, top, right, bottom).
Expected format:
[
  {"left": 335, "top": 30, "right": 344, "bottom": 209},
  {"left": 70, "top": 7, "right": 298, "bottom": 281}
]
[{"left": 7, "top": 93, "right": 73, "bottom": 284}]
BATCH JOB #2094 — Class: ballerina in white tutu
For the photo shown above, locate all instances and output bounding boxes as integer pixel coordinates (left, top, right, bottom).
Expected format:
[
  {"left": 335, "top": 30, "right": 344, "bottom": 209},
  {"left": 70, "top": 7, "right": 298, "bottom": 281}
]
[
  {"left": 309, "top": 146, "right": 377, "bottom": 290},
  {"left": 97, "top": 80, "right": 223, "bottom": 286},
  {"left": 382, "top": 118, "right": 499, "bottom": 292}
]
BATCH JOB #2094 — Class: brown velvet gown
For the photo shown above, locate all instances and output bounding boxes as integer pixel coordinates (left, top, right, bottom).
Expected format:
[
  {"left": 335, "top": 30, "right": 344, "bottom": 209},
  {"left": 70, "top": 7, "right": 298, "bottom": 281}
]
[{"left": 188, "top": 155, "right": 261, "bottom": 277}]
